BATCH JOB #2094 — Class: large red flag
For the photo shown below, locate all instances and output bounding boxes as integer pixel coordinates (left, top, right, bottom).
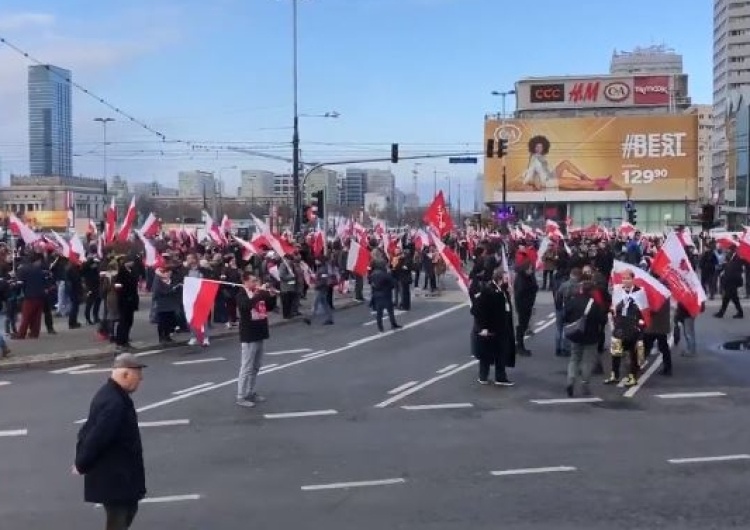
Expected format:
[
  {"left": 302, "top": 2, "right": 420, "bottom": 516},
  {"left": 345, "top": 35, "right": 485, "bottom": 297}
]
[
  {"left": 423, "top": 190, "right": 454, "bottom": 237},
  {"left": 651, "top": 231, "right": 706, "bottom": 318},
  {"left": 431, "top": 230, "right": 470, "bottom": 300},
  {"left": 117, "top": 196, "right": 137, "bottom": 242},
  {"left": 182, "top": 277, "right": 220, "bottom": 343}
]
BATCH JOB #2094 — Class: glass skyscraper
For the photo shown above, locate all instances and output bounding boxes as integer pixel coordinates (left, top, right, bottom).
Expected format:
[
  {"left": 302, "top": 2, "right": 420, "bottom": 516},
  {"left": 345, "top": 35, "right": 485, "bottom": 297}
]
[{"left": 28, "top": 64, "right": 72, "bottom": 177}]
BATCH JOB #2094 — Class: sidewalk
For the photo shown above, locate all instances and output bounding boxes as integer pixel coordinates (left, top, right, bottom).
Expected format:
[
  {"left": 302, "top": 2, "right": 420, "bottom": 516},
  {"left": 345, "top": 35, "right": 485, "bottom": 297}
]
[{"left": 0, "top": 292, "right": 362, "bottom": 372}]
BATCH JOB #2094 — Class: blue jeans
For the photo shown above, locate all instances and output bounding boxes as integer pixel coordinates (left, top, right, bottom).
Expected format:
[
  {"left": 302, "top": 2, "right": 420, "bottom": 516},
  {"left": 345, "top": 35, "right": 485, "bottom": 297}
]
[
  {"left": 313, "top": 289, "right": 333, "bottom": 323},
  {"left": 555, "top": 309, "right": 570, "bottom": 354}
]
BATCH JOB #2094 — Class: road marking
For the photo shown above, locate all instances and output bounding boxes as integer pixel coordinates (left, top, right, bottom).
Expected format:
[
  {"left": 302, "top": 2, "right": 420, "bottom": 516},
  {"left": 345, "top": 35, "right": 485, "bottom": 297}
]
[
  {"left": 301, "top": 478, "right": 406, "bottom": 492},
  {"left": 134, "top": 349, "right": 163, "bottom": 358},
  {"left": 265, "top": 348, "right": 312, "bottom": 356},
  {"left": 173, "top": 383, "right": 214, "bottom": 395},
  {"left": 530, "top": 398, "right": 603, "bottom": 405},
  {"left": 301, "top": 350, "right": 326, "bottom": 359},
  {"left": 623, "top": 353, "right": 663, "bottom": 398},
  {"left": 262, "top": 363, "right": 279, "bottom": 370},
  {"left": 547, "top": 312, "right": 556, "bottom": 319},
  {"left": 375, "top": 360, "right": 477, "bottom": 408},
  {"left": 656, "top": 392, "right": 727, "bottom": 399},
  {"left": 490, "top": 466, "right": 577, "bottom": 477},
  {"left": 668, "top": 454, "right": 750, "bottom": 465},
  {"left": 50, "top": 364, "right": 95, "bottom": 374},
  {"left": 140, "top": 494, "right": 202, "bottom": 504},
  {"left": 363, "top": 310, "right": 406, "bottom": 326},
  {"left": 436, "top": 363, "right": 459, "bottom": 374},
  {"left": 138, "top": 419, "right": 190, "bottom": 427},
  {"left": 173, "top": 357, "right": 226, "bottom": 366},
  {"left": 0, "top": 381, "right": 11, "bottom": 387},
  {"left": 401, "top": 403, "right": 474, "bottom": 411},
  {"left": 263, "top": 409, "right": 338, "bottom": 419},
  {"left": 69, "top": 368, "right": 111, "bottom": 375},
  {"left": 130, "top": 303, "right": 467, "bottom": 415},
  {"left": 534, "top": 320, "right": 552, "bottom": 332},
  {"left": 387, "top": 381, "right": 418, "bottom": 395},
  {"left": 0, "top": 429, "right": 28, "bottom": 437}
]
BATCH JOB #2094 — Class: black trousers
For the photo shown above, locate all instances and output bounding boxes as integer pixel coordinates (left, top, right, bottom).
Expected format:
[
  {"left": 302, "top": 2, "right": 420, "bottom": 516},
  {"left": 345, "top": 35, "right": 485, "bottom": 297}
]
[
  {"left": 43, "top": 298, "right": 55, "bottom": 333},
  {"left": 401, "top": 282, "right": 411, "bottom": 310},
  {"left": 719, "top": 287, "right": 743, "bottom": 316},
  {"left": 643, "top": 332, "right": 672, "bottom": 371},
  {"left": 85, "top": 292, "right": 101, "bottom": 323},
  {"left": 157, "top": 311, "right": 176, "bottom": 341},
  {"left": 280, "top": 292, "right": 295, "bottom": 319},
  {"left": 374, "top": 297, "right": 398, "bottom": 331},
  {"left": 516, "top": 304, "right": 533, "bottom": 336},
  {"left": 116, "top": 308, "right": 135, "bottom": 346},
  {"left": 104, "top": 503, "right": 138, "bottom": 530},
  {"left": 68, "top": 297, "right": 80, "bottom": 327}
]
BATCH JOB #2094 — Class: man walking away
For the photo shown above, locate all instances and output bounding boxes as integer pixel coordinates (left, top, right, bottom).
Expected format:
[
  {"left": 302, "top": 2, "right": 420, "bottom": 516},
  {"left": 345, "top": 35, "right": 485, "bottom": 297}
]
[
  {"left": 74, "top": 353, "right": 147, "bottom": 530},
  {"left": 236, "top": 272, "right": 276, "bottom": 407},
  {"left": 369, "top": 260, "right": 402, "bottom": 332}
]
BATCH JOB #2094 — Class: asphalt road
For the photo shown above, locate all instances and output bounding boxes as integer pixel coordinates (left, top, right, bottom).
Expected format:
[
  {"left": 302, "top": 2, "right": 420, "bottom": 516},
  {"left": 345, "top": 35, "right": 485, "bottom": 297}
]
[{"left": 2, "top": 291, "right": 750, "bottom": 529}]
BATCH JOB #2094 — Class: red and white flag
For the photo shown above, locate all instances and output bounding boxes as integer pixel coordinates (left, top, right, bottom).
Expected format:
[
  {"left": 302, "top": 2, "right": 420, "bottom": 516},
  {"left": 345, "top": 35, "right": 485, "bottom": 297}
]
[
  {"left": 139, "top": 212, "right": 161, "bottom": 238},
  {"left": 738, "top": 231, "right": 750, "bottom": 263},
  {"left": 8, "top": 213, "right": 41, "bottom": 244},
  {"left": 182, "top": 276, "right": 220, "bottom": 343},
  {"left": 233, "top": 235, "right": 260, "bottom": 261},
  {"left": 431, "top": 230, "right": 470, "bottom": 300},
  {"left": 134, "top": 230, "right": 164, "bottom": 269},
  {"left": 117, "top": 196, "right": 137, "bottom": 242},
  {"left": 611, "top": 260, "right": 671, "bottom": 325},
  {"left": 50, "top": 231, "right": 82, "bottom": 265},
  {"left": 346, "top": 239, "right": 370, "bottom": 277},
  {"left": 651, "top": 231, "right": 706, "bottom": 317},
  {"left": 220, "top": 214, "right": 232, "bottom": 234},
  {"left": 105, "top": 197, "right": 117, "bottom": 243},
  {"left": 251, "top": 214, "right": 294, "bottom": 257},
  {"left": 203, "top": 210, "right": 226, "bottom": 246},
  {"left": 423, "top": 190, "right": 454, "bottom": 238},
  {"left": 87, "top": 219, "right": 98, "bottom": 236}
]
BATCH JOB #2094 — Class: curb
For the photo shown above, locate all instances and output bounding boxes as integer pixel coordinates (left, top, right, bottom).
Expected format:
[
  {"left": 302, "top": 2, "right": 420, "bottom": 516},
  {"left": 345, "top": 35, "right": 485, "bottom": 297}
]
[{"left": 0, "top": 299, "right": 363, "bottom": 372}]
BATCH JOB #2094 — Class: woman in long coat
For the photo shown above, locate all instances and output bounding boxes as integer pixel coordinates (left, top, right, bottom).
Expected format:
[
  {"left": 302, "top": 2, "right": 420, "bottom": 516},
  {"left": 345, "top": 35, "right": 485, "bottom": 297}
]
[{"left": 472, "top": 267, "right": 516, "bottom": 386}]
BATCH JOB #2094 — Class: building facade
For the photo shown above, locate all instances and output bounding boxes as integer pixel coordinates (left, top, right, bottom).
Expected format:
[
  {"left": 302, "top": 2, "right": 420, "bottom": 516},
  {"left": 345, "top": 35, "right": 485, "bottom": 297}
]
[
  {"left": 0, "top": 175, "right": 108, "bottom": 220},
  {"left": 28, "top": 65, "right": 73, "bottom": 177},
  {"left": 610, "top": 45, "right": 683, "bottom": 75},
  {"left": 178, "top": 170, "right": 216, "bottom": 199},
  {"left": 341, "top": 168, "right": 368, "bottom": 207},
  {"left": 305, "top": 168, "right": 340, "bottom": 204},
  {"left": 366, "top": 169, "right": 396, "bottom": 199},
  {"left": 273, "top": 173, "right": 294, "bottom": 200},
  {"left": 239, "top": 170, "right": 275, "bottom": 199},
  {"left": 685, "top": 105, "right": 714, "bottom": 202},
  {"left": 132, "top": 181, "right": 179, "bottom": 197}
]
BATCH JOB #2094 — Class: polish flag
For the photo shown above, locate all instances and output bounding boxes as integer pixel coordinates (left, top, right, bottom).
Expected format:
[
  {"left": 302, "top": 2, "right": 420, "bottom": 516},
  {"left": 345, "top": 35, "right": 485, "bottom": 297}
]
[
  {"left": 618, "top": 222, "right": 636, "bottom": 238},
  {"left": 268, "top": 263, "right": 280, "bottom": 281},
  {"left": 545, "top": 219, "right": 560, "bottom": 234},
  {"left": 202, "top": 210, "right": 226, "bottom": 246},
  {"left": 677, "top": 226, "right": 694, "bottom": 247},
  {"left": 135, "top": 230, "right": 164, "bottom": 269},
  {"left": 117, "top": 196, "right": 137, "bottom": 242},
  {"left": 346, "top": 239, "right": 370, "bottom": 277},
  {"left": 8, "top": 213, "right": 41, "bottom": 244},
  {"left": 651, "top": 231, "right": 707, "bottom": 318},
  {"left": 139, "top": 212, "right": 161, "bottom": 238},
  {"left": 611, "top": 260, "right": 671, "bottom": 325},
  {"left": 535, "top": 237, "right": 551, "bottom": 270},
  {"left": 105, "top": 197, "right": 117, "bottom": 243},
  {"left": 182, "top": 276, "right": 220, "bottom": 343},
  {"left": 220, "top": 214, "right": 232, "bottom": 234},
  {"left": 431, "top": 230, "right": 470, "bottom": 300},
  {"left": 414, "top": 229, "right": 432, "bottom": 252},
  {"left": 311, "top": 230, "right": 325, "bottom": 257},
  {"left": 251, "top": 214, "right": 294, "bottom": 257},
  {"left": 738, "top": 231, "right": 750, "bottom": 263},
  {"left": 50, "top": 231, "right": 82, "bottom": 265},
  {"left": 233, "top": 235, "right": 260, "bottom": 261}
]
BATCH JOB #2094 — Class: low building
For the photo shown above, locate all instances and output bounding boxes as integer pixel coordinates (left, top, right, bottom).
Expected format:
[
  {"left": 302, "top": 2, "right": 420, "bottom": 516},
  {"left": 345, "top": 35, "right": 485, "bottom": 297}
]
[{"left": 0, "top": 174, "right": 108, "bottom": 220}]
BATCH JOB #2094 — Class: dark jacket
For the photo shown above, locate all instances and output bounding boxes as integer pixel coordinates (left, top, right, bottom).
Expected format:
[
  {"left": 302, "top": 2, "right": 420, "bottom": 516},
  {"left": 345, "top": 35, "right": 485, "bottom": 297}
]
[
  {"left": 115, "top": 266, "right": 139, "bottom": 312},
  {"left": 75, "top": 379, "right": 146, "bottom": 504},
  {"left": 17, "top": 262, "right": 47, "bottom": 299},
  {"left": 369, "top": 268, "right": 394, "bottom": 299},
  {"left": 563, "top": 292, "right": 608, "bottom": 345},
  {"left": 237, "top": 288, "right": 273, "bottom": 342},
  {"left": 472, "top": 281, "right": 516, "bottom": 368},
  {"left": 152, "top": 276, "right": 181, "bottom": 313}
]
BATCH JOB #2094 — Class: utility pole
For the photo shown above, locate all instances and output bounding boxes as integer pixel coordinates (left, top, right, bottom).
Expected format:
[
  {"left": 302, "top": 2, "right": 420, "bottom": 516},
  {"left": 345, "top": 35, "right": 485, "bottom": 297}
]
[{"left": 291, "top": 0, "right": 302, "bottom": 234}]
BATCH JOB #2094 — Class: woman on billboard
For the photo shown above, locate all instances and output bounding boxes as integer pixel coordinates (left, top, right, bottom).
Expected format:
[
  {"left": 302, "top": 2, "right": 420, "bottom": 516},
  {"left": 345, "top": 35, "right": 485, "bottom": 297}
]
[{"left": 521, "top": 135, "right": 622, "bottom": 193}]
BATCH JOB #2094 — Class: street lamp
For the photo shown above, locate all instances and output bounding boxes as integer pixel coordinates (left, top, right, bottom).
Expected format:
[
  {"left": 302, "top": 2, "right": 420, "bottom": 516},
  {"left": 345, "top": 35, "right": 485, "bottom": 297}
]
[
  {"left": 214, "top": 165, "right": 237, "bottom": 218},
  {"left": 490, "top": 89, "right": 516, "bottom": 118},
  {"left": 93, "top": 117, "right": 115, "bottom": 181},
  {"left": 300, "top": 111, "right": 340, "bottom": 119},
  {"left": 291, "top": 0, "right": 301, "bottom": 234}
]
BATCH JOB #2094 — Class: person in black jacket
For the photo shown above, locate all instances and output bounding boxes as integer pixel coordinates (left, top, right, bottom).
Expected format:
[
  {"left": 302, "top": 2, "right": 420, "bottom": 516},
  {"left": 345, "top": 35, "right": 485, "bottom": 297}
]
[
  {"left": 473, "top": 267, "right": 516, "bottom": 386},
  {"left": 563, "top": 281, "right": 608, "bottom": 397},
  {"left": 236, "top": 272, "right": 277, "bottom": 408},
  {"left": 370, "top": 261, "right": 402, "bottom": 332},
  {"left": 114, "top": 258, "right": 140, "bottom": 350},
  {"left": 714, "top": 247, "right": 744, "bottom": 319},
  {"left": 74, "top": 353, "right": 146, "bottom": 530}
]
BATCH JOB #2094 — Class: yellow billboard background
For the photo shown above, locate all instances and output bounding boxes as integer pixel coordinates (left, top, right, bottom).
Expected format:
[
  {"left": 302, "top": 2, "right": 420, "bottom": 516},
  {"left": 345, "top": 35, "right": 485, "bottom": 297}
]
[{"left": 484, "top": 115, "right": 698, "bottom": 203}]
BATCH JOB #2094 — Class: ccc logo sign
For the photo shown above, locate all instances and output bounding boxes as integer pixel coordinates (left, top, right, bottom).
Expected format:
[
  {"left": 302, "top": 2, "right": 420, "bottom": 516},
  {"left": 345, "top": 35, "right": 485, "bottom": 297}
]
[{"left": 530, "top": 84, "right": 565, "bottom": 103}]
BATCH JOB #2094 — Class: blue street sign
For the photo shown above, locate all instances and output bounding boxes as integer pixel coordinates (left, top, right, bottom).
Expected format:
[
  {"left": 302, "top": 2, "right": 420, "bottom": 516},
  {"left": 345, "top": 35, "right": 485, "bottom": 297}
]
[
  {"left": 624, "top": 200, "right": 634, "bottom": 211},
  {"left": 448, "top": 157, "right": 478, "bottom": 164}
]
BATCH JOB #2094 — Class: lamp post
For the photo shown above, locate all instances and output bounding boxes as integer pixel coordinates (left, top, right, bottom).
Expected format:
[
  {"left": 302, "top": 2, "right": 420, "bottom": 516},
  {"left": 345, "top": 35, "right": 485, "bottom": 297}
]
[
  {"left": 93, "top": 117, "right": 115, "bottom": 181},
  {"left": 291, "top": 0, "right": 301, "bottom": 234},
  {"left": 490, "top": 89, "right": 515, "bottom": 214},
  {"left": 214, "top": 165, "right": 237, "bottom": 219}
]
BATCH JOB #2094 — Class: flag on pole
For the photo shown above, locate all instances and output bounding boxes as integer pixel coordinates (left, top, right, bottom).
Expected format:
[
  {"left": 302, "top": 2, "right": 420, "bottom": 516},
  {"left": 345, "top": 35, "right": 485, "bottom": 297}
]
[{"left": 182, "top": 277, "right": 220, "bottom": 343}]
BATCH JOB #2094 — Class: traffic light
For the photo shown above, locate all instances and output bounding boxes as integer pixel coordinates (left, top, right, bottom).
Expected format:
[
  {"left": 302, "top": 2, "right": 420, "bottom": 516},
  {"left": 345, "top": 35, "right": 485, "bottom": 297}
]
[
  {"left": 486, "top": 139, "right": 495, "bottom": 158},
  {"left": 390, "top": 143, "right": 399, "bottom": 163},
  {"left": 498, "top": 138, "right": 508, "bottom": 158},
  {"left": 627, "top": 208, "right": 638, "bottom": 225},
  {"left": 312, "top": 189, "right": 324, "bottom": 218},
  {"left": 701, "top": 204, "right": 715, "bottom": 230}
]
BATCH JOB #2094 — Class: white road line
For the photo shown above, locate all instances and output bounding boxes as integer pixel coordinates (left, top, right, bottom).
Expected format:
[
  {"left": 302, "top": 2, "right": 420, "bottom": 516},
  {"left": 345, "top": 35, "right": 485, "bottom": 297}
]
[
  {"left": 623, "top": 353, "right": 663, "bottom": 398},
  {"left": 301, "top": 350, "right": 326, "bottom": 359},
  {"left": 490, "top": 466, "right": 577, "bottom": 477},
  {"left": 128, "top": 303, "right": 468, "bottom": 416},
  {"left": 0, "top": 381, "right": 11, "bottom": 387},
  {"left": 301, "top": 478, "right": 406, "bottom": 492},
  {"left": 401, "top": 403, "right": 474, "bottom": 411},
  {"left": 69, "top": 368, "right": 112, "bottom": 375},
  {"left": 140, "top": 494, "right": 202, "bottom": 504},
  {"left": 138, "top": 419, "right": 190, "bottom": 427},
  {"left": 668, "top": 454, "right": 750, "bottom": 465},
  {"left": 0, "top": 429, "right": 28, "bottom": 437},
  {"left": 173, "top": 357, "right": 226, "bottom": 366},
  {"left": 534, "top": 320, "right": 552, "bottom": 331},
  {"left": 388, "top": 381, "right": 419, "bottom": 395},
  {"left": 173, "top": 383, "right": 214, "bottom": 395},
  {"left": 263, "top": 409, "right": 338, "bottom": 419},
  {"left": 265, "top": 348, "right": 312, "bottom": 356},
  {"left": 530, "top": 398, "right": 603, "bottom": 405},
  {"left": 50, "top": 364, "right": 95, "bottom": 374},
  {"left": 547, "top": 312, "right": 556, "bottom": 319},
  {"left": 656, "top": 392, "right": 727, "bottom": 399},
  {"left": 375, "top": 360, "right": 477, "bottom": 408},
  {"left": 262, "top": 363, "right": 279, "bottom": 370},
  {"left": 363, "top": 310, "right": 406, "bottom": 326},
  {"left": 134, "top": 349, "right": 163, "bottom": 358},
  {"left": 436, "top": 363, "right": 459, "bottom": 374}
]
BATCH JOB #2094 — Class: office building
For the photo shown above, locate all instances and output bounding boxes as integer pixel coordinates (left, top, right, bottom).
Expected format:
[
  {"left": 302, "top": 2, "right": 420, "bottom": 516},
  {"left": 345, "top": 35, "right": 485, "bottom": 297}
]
[
  {"left": 179, "top": 170, "right": 216, "bottom": 199},
  {"left": 610, "top": 45, "right": 683, "bottom": 75},
  {"left": 239, "top": 170, "right": 275, "bottom": 199},
  {"left": 305, "top": 168, "right": 340, "bottom": 204},
  {"left": 273, "top": 173, "right": 293, "bottom": 199},
  {"left": 685, "top": 105, "right": 714, "bottom": 202},
  {"left": 132, "top": 181, "right": 179, "bottom": 198},
  {"left": 341, "top": 168, "right": 368, "bottom": 207},
  {"left": 28, "top": 64, "right": 73, "bottom": 177},
  {"left": 366, "top": 169, "right": 396, "bottom": 199}
]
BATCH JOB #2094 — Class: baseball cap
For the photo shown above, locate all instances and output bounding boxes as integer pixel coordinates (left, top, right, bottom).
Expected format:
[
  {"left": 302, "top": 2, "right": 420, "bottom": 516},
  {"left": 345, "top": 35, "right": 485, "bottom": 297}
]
[{"left": 113, "top": 353, "right": 147, "bottom": 370}]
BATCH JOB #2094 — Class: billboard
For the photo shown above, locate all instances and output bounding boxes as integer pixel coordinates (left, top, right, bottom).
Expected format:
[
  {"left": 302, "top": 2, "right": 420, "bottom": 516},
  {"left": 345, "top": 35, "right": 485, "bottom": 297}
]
[
  {"left": 484, "top": 115, "right": 698, "bottom": 204},
  {"left": 516, "top": 75, "right": 674, "bottom": 110}
]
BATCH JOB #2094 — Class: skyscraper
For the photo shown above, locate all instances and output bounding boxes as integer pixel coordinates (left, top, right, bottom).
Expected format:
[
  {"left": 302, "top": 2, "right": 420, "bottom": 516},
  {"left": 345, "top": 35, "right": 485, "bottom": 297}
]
[{"left": 28, "top": 65, "right": 73, "bottom": 177}]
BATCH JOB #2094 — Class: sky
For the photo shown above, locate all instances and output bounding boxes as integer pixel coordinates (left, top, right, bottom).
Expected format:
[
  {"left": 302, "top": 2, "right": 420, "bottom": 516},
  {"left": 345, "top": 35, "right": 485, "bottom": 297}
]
[{"left": 0, "top": 0, "right": 712, "bottom": 209}]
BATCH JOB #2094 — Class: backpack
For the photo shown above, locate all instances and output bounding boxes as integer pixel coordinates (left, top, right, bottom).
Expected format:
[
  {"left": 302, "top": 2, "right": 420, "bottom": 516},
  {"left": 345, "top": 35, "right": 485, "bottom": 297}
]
[{"left": 564, "top": 298, "right": 593, "bottom": 343}]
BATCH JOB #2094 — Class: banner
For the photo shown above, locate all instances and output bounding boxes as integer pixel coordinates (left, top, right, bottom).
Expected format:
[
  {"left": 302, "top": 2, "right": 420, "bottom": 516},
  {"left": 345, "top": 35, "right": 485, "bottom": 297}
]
[{"left": 484, "top": 115, "right": 698, "bottom": 204}]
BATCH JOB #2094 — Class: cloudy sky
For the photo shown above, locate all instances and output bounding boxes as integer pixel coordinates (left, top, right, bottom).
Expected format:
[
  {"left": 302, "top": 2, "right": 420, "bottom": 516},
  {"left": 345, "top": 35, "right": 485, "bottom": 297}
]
[{"left": 0, "top": 0, "right": 711, "bottom": 206}]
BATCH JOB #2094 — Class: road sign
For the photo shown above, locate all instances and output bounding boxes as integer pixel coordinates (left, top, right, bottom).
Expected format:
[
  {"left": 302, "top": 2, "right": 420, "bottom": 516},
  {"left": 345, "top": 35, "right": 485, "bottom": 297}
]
[
  {"left": 624, "top": 200, "right": 634, "bottom": 212},
  {"left": 448, "top": 157, "right": 478, "bottom": 164}
]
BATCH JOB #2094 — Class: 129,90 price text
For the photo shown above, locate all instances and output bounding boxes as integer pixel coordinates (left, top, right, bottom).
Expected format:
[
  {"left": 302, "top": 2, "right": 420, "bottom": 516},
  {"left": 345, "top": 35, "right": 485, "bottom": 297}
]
[{"left": 621, "top": 169, "right": 669, "bottom": 184}]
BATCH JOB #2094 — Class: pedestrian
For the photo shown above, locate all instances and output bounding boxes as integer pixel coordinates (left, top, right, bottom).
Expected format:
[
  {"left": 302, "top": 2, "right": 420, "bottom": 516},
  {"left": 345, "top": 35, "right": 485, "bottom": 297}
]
[
  {"left": 369, "top": 260, "right": 402, "bottom": 332},
  {"left": 236, "top": 272, "right": 277, "bottom": 408},
  {"left": 73, "top": 353, "right": 147, "bottom": 530}
]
